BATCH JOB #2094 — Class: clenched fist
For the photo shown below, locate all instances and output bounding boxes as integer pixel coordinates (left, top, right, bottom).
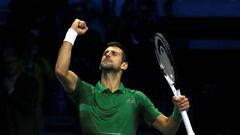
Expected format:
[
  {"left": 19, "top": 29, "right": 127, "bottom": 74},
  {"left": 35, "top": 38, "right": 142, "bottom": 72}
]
[{"left": 70, "top": 19, "right": 88, "bottom": 35}]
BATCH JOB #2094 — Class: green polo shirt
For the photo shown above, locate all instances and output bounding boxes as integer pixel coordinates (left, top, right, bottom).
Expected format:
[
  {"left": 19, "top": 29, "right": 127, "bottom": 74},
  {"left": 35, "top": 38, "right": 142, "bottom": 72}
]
[{"left": 68, "top": 78, "right": 162, "bottom": 135}]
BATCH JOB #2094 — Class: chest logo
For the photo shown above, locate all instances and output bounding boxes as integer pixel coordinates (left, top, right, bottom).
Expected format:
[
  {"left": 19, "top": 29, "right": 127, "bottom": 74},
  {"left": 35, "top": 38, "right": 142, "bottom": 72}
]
[{"left": 126, "top": 98, "right": 135, "bottom": 104}]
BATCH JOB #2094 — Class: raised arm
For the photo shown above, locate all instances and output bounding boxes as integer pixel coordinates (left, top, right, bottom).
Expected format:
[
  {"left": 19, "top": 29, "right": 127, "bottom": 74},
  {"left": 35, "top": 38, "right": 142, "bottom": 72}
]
[{"left": 55, "top": 19, "right": 88, "bottom": 93}]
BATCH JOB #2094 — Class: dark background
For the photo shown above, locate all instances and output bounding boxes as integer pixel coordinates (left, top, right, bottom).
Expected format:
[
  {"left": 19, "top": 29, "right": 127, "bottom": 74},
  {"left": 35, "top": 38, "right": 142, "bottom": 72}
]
[{"left": 0, "top": 0, "right": 239, "bottom": 135}]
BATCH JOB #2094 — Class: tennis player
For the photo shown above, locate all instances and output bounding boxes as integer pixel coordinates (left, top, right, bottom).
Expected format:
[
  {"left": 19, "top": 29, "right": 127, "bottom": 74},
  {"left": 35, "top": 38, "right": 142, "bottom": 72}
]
[{"left": 55, "top": 19, "right": 190, "bottom": 135}]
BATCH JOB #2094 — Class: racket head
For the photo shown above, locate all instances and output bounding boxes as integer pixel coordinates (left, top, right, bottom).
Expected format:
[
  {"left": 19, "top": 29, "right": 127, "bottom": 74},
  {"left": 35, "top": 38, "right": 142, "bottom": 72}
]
[{"left": 153, "top": 33, "right": 177, "bottom": 85}]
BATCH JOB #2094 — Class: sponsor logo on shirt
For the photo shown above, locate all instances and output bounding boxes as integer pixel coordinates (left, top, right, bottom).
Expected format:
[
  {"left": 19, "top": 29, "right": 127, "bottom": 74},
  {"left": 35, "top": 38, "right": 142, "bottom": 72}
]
[{"left": 127, "top": 98, "right": 135, "bottom": 104}]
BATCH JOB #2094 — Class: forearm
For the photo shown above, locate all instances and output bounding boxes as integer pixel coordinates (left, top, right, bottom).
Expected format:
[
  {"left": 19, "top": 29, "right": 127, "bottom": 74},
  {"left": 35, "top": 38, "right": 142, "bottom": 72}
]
[
  {"left": 55, "top": 19, "right": 88, "bottom": 76},
  {"left": 153, "top": 108, "right": 182, "bottom": 135},
  {"left": 162, "top": 108, "right": 182, "bottom": 135},
  {"left": 55, "top": 42, "right": 73, "bottom": 77},
  {"left": 166, "top": 108, "right": 182, "bottom": 135}
]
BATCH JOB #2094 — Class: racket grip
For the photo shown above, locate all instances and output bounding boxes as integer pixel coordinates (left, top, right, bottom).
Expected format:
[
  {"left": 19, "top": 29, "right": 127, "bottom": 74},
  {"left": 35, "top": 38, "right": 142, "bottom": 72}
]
[
  {"left": 169, "top": 86, "right": 195, "bottom": 134},
  {"left": 181, "top": 110, "right": 195, "bottom": 135}
]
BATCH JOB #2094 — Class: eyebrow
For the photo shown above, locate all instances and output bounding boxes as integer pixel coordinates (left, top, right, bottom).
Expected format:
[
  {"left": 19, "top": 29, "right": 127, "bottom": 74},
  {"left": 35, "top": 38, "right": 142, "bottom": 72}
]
[{"left": 104, "top": 49, "right": 120, "bottom": 54}]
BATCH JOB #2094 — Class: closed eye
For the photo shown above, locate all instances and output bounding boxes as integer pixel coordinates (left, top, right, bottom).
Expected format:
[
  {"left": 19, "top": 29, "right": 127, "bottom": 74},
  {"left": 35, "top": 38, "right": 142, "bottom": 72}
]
[
  {"left": 111, "top": 51, "right": 118, "bottom": 56},
  {"left": 103, "top": 50, "right": 119, "bottom": 56}
]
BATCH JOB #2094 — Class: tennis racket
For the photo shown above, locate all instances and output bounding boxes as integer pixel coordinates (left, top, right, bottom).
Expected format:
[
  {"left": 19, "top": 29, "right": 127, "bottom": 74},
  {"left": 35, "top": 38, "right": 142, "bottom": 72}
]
[{"left": 153, "top": 33, "right": 195, "bottom": 135}]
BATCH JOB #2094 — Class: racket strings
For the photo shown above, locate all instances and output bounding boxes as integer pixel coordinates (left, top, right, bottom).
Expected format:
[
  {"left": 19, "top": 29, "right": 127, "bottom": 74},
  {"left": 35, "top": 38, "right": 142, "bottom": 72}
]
[{"left": 153, "top": 33, "right": 176, "bottom": 84}]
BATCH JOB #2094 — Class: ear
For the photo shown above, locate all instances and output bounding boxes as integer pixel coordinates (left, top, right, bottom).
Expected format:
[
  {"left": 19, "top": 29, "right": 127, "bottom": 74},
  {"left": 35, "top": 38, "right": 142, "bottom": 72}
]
[{"left": 121, "top": 62, "right": 128, "bottom": 70}]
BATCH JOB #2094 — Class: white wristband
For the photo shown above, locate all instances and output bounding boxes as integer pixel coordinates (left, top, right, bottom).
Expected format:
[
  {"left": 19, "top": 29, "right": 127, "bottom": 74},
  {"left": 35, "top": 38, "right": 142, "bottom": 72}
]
[{"left": 63, "top": 28, "right": 78, "bottom": 45}]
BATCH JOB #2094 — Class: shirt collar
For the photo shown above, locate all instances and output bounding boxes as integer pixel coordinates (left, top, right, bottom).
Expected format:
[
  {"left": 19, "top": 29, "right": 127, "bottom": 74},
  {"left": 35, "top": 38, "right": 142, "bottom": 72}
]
[{"left": 95, "top": 81, "right": 126, "bottom": 94}]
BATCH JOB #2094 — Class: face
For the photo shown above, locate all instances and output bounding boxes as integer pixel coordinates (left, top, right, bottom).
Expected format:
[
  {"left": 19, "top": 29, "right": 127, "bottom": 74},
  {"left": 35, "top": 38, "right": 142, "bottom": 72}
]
[{"left": 100, "top": 46, "right": 128, "bottom": 72}]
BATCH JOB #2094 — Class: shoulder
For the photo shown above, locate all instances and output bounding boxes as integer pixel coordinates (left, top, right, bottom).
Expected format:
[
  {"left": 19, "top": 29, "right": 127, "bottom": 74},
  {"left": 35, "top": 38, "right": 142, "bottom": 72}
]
[
  {"left": 76, "top": 78, "right": 95, "bottom": 89},
  {"left": 125, "top": 88, "right": 156, "bottom": 108},
  {"left": 75, "top": 78, "right": 98, "bottom": 94}
]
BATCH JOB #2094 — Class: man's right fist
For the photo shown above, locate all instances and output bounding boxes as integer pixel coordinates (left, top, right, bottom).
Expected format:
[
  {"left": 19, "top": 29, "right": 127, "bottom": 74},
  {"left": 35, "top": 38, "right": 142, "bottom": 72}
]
[{"left": 71, "top": 19, "right": 88, "bottom": 35}]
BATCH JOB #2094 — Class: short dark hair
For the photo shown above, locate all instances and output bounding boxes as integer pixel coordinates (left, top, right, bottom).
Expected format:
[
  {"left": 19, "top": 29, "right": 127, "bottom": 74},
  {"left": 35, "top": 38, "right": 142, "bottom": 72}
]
[{"left": 105, "top": 41, "right": 128, "bottom": 62}]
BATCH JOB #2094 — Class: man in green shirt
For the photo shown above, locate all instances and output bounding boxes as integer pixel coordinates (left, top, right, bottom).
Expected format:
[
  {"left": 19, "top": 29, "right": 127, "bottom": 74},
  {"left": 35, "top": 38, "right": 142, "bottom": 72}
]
[{"left": 55, "top": 19, "right": 190, "bottom": 135}]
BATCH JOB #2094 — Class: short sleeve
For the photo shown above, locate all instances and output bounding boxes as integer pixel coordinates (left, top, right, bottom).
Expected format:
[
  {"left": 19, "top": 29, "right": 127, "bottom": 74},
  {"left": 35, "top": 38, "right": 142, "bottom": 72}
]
[
  {"left": 138, "top": 92, "right": 162, "bottom": 126},
  {"left": 67, "top": 78, "right": 94, "bottom": 105}
]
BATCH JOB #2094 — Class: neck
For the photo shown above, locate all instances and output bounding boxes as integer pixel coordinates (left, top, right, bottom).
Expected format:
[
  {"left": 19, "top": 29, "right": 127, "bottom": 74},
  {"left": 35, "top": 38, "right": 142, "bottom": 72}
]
[{"left": 101, "top": 71, "right": 122, "bottom": 93}]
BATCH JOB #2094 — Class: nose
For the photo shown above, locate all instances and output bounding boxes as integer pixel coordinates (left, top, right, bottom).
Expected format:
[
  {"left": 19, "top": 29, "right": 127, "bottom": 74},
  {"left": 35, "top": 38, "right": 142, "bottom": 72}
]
[{"left": 105, "top": 51, "right": 111, "bottom": 57}]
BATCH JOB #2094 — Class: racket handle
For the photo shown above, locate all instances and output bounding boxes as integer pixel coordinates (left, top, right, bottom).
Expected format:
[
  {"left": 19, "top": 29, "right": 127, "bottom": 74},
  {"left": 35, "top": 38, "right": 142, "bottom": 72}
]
[
  {"left": 170, "top": 86, "right": 195, "bottom": 135},
  {"left": 181, "top": 110, "right": 195, "bottom": 135}
]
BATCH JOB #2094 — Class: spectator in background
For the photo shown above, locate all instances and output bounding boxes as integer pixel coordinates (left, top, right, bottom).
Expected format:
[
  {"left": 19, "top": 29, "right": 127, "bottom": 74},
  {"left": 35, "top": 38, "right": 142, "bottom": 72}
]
[
  {"left": 0, "top": 40, "right": 39, "bottom": 135},
  {"left": 22, "top": 29, "right": 56, "bottom": 134}
]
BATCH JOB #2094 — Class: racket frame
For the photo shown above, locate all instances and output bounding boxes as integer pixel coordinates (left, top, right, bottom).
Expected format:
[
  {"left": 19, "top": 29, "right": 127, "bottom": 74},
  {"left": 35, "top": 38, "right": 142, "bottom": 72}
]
[{"left": 153, "top": 33, "right": 195, "bottom": 135}]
